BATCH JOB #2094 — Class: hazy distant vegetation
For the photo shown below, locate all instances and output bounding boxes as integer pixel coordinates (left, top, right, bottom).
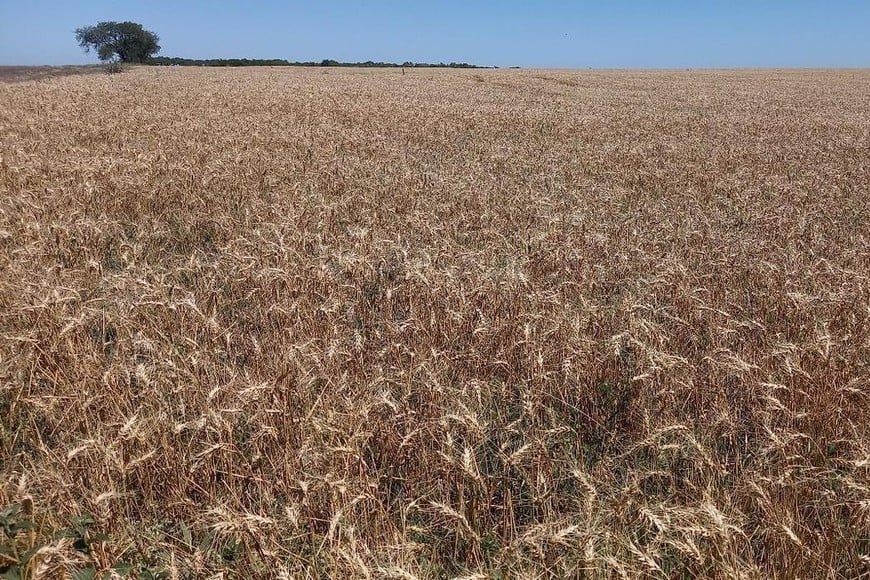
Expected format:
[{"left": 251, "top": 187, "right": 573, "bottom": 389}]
[
  {"left": 148, "top": 56, "right": 490, "bottom": 68},
  {"left": 74, "top": 21, "right": 489, "bottom": 70}
]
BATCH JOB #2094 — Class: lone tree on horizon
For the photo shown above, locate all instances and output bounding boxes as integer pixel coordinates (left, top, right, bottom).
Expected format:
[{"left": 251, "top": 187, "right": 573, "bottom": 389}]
[{"left": 75, "top": 21, "right": 161, "bottom": 63}]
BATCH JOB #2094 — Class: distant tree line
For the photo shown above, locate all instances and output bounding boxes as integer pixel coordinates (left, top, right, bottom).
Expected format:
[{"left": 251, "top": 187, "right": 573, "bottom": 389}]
[
  {"left": 148, "top": 56, "right": 491, "bottom": 69},
  {"left": 74, "top": 21, "right": 498, "bottom": 70}
]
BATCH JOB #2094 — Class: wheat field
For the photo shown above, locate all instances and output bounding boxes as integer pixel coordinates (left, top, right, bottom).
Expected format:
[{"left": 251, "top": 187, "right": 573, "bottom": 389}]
[{"left": 1, "top": 66, "right": 869, "bottom": 578}]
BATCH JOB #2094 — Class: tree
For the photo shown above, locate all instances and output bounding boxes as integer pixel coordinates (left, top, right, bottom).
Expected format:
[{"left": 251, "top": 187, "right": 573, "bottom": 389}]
[{"left": 75, "top": 21, "right": 161, "bottom": 63}]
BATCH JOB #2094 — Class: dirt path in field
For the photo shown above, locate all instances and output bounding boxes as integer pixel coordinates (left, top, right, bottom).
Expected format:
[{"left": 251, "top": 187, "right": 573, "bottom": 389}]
[{"left": 0, "top": 65, "right": 103, "bottom": 83}]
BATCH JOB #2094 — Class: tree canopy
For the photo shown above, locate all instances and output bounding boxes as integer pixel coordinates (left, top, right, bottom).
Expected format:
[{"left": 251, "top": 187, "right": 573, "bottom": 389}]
[{"left": 75, "top": 21, "right": 161, "bottom": 63}]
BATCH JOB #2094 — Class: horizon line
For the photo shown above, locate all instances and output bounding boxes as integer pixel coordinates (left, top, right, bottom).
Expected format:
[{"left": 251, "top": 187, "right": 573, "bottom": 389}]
[{"left": 2, "top": 62, "right": 869, "bottom": 71}]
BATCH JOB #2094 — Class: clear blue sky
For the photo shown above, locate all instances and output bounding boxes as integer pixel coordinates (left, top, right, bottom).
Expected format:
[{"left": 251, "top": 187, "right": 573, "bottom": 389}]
[{"left": 1, "top": 0, "right": 868, "bottom": 68}]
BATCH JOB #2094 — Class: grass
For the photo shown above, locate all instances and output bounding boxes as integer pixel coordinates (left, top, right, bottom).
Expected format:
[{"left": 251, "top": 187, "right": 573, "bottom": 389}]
[{"left": 0, "top": 66, "right": 868, "bottom": 578}]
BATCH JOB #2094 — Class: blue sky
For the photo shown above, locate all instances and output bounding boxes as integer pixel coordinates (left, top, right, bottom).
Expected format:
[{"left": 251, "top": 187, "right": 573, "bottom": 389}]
[{"left": 1, "top": 1, "right": 868, "bottom": 68}]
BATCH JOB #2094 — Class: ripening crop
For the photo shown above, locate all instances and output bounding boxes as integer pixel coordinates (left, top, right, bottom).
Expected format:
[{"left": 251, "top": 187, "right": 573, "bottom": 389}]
[{"left": 1, "top": 66, "right": 868, "bottom": 578}]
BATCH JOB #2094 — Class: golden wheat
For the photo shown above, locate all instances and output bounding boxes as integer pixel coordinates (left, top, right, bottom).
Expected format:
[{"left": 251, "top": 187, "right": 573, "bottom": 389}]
[{"left": 1, "top": 66, "right": 868, "bottom": 578}]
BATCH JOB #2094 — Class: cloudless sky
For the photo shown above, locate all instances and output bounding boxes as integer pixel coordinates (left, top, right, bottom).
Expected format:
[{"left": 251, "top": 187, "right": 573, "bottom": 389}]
[{"left": 1, "top": 0, "right": 869, "bottom": 68}]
